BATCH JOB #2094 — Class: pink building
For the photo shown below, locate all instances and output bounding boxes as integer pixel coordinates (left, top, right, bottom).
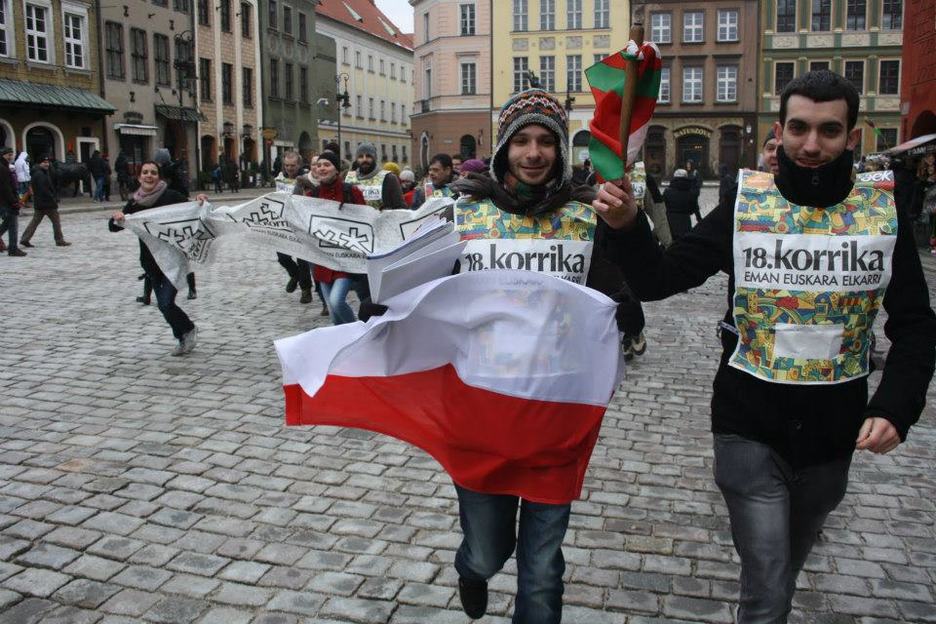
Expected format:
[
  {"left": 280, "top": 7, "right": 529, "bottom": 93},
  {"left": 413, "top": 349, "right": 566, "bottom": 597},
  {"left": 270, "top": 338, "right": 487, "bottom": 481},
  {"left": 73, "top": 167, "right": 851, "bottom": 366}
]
[{"left": 411, "top": 0, "right": 491, "bottom": 170}]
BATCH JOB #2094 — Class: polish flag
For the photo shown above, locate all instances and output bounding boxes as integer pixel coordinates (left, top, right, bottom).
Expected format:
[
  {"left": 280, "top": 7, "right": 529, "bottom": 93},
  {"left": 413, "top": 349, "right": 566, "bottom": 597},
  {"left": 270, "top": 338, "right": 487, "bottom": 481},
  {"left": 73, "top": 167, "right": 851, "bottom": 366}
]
[{"left": 274, "top": 270, "right": 624, "bottom": 504}]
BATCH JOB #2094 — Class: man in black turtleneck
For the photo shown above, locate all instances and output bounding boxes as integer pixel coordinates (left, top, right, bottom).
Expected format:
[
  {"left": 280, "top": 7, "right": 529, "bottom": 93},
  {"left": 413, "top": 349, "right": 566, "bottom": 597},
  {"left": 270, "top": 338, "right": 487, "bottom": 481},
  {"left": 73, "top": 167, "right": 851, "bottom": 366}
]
[{"left": 594, "top": 70, "right": 936, "bottom": 621}]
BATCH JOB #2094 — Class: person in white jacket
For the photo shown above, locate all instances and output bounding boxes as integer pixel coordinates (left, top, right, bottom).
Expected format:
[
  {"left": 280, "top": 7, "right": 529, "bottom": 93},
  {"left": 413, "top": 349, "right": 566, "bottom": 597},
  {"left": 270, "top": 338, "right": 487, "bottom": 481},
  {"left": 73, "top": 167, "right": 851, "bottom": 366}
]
[{"left": 14, "top": 152, "right": 30, "bottom": 202}]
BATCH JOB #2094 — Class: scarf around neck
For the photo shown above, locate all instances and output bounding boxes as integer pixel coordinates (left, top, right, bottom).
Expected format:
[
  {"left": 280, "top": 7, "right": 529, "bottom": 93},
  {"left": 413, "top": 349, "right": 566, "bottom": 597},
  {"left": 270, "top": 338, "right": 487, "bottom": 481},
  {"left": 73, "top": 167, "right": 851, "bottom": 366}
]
[
  {"left": 133, "top": 180, "right": 168, "bottom": 208},
  {"left": 451, "top": 172, "right": 596, "bottom": 217}
]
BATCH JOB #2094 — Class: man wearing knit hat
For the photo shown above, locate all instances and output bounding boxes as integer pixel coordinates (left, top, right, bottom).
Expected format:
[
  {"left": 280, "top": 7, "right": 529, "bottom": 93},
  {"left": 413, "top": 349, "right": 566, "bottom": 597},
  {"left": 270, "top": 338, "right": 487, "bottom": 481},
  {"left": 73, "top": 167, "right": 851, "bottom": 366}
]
[
  {"left": 447, "top": 88, "right": 638, "bottom": 623},
  {"left": 344, "top": 142, "right": 404, "bottom": 210},
  {"left": 0, "top": 147, "right": 25, "bottom": 256}
]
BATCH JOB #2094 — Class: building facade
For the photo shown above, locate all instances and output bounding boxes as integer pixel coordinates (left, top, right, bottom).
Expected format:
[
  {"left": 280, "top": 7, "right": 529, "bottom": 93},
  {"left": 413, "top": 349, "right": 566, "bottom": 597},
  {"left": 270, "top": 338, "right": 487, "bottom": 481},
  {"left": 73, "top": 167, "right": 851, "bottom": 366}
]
[
  {"left": 900, "top": 0, "right": 933, "bottom": 139},
  {"left": 259, "top": 0, "right": 336, "bottom": 168},
  {"left": 195, "top": 0, "right": 262, "bottom": 179},
  {"left": 411, "top": 0, "right": 491, "bottom": 170},
  {"left": 0, "top": 0, "right": 114, "bottom": 164},
  {"left": 316, "top": 0, "right": 414, "bottom": 166},
  {"left": 97, "top": 0, "right": 201, "bottom": 184},
  {"left": 759, "top": 0, "right": 904, "bottom": 156},
  {"left": 492, "top": 0, "right": 631, "bottom": 168},
  {"left": 634, "top": 0, "right": 759, "bottom": 179}
]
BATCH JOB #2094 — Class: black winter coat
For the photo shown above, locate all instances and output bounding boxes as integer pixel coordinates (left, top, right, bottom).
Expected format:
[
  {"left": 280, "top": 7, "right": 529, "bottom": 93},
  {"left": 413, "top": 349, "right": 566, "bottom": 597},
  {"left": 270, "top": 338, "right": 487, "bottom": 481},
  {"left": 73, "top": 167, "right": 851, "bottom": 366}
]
[
  {"left": 0, "top": 163, "right": 19, "bottom": 211},
  {"left": 30, "top": 167, "right": 58, "bottom": 210}
]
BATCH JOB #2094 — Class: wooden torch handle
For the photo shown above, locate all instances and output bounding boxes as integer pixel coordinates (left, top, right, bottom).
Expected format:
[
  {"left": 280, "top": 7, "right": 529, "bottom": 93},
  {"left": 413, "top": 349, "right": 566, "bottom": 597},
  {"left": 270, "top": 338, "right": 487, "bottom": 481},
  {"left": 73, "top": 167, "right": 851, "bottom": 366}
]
[{"left": 618, "top": 25, "right": 645, "bottom": 173}]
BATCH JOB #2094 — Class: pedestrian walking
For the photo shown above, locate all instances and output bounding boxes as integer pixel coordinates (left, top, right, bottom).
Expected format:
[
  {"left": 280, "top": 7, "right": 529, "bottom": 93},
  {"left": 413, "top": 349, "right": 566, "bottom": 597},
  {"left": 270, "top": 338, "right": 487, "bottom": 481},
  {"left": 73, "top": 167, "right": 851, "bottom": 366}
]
[
  {"left": 0, "top": 147, "right": 25, "bottom": 256},
  {"left": 274, "top": 151, "right": 316, "bottom": 307},
  {"left": 594, "top": 69, "right": 936, "bottom": 623},
  {"left": 685, "top": 159, "right": 703, "bottom": 223},
  {"left": 14, "top": 151, "right": 30, "bottom": 204},
  {"left": 115, "top": 150, "right": 132, "bottom": 201},
  {"left": 662, "top": 169, "right": 697, "bottom": 240},
  {"left": 89, "top": 150, "right": 109, "bottom": 202},
  {"left": 20, "top": 155, "right": 71, "bottom": 248},
  {"left": 109, "top": 161, "right": 201, "bottom": 356}
]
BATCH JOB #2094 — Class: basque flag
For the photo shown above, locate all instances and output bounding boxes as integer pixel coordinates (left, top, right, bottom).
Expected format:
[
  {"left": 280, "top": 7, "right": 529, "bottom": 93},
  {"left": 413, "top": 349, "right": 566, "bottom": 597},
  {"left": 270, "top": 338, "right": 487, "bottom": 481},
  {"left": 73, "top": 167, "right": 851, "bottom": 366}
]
[{"left": 275, "top": 270, "right": 624, "bottom": 504}]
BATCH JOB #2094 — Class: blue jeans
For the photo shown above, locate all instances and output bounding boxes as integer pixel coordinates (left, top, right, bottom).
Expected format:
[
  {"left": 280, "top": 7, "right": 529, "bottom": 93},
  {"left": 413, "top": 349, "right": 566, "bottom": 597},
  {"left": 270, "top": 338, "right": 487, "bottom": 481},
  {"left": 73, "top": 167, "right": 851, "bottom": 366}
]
[
  {"left": 320, "top": 278, "right": 355, "bottom": 325},
  {"left": 94, "top": 176, "right": 106, "bottom": 201},
  {"left": 713, "top": 434, "right": 851, "bottom": 623},
  {"left": 152, "top": 275, "right": 195, "bottom": 341},
  {"left": 454, "top": 484, "right": 570, "bottom": 624}
]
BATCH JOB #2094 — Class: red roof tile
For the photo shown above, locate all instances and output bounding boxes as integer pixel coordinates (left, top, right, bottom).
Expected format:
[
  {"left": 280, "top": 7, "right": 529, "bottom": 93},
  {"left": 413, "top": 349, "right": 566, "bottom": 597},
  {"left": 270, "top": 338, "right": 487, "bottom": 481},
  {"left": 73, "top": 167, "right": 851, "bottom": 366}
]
[{"left": 316, "top": 0, "right": 413, "bottom": 51}]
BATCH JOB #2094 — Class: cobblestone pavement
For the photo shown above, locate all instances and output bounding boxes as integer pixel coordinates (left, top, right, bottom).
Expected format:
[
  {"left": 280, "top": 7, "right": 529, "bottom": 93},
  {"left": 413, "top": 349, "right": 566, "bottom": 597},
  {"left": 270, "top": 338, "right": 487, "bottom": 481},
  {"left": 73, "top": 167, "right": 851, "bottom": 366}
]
[{"left": 1, "top": 191, "right": 934, "bottom": 624}]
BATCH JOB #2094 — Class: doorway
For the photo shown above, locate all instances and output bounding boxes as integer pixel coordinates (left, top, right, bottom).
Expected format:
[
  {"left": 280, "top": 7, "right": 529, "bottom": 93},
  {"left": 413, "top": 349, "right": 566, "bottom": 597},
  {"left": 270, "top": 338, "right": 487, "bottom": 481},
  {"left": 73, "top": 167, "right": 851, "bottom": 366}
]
[{"left": 676, "top": 132, "right": 710, "bottom": 178}]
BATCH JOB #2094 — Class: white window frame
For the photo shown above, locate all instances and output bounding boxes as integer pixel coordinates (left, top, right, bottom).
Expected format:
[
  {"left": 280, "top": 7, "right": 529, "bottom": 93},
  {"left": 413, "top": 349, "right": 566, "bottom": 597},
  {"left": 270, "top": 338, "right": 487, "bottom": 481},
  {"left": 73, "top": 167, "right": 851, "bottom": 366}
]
[
  {"left": 567, "top": 0, "right": 582, "bottom": 29},
  {"left": 659, "top": 67, "right": 671, "bottom": 103},
  {"left": 513, "top": 0, "right": 527, "bottom": 32},
  {"left": 717, "top": 9, "right": 738, "bottom": 42},
  {"left": 716, "top": 65, "right": 737, "bottom": 102},
  {"left": 0, "top": 0, "right": 16, "bottom": 58},
  {"left": 594, "top": 0, "right": 609, "bottom": 28},
  {"left": 844, "top": 59, "right": 865, "bottom": 94},
  {"left": 540, "top": 0, "right": 554, "bottom": 30},
  {"left": 540, "top": 55, "right": 555, "bottom": 92},
  {"left": 342, "top": 45, "right": 348, "bottom": 65},
  {"left": 460, "top": 61, "right": 476, "bottom": 95},
  {"left": 878, "top": 58, "right": 900, "bottom": 95},
  {"left": 513, "top": 56, "right": 528, "bottom": 93},
  {"left": 566, "top": 54, "right": 581, "bottom": 92},
  {"left": 460, "top": 3, "right": 475, "bottom": 36},
  {"left": 651, "top": 12, "right": 671, "bottom": 44},
  {"left": 62, "top": 8, "right": 86, "bottom": 69},
  {"left": 24, "top": 0, "right": 54, "bottom": 64},
  {"left": 682, "top": 66, "right": 703, "bottom": 103},
  {"left": 683, "top": 11, "right": 704, "bottom": 43}
]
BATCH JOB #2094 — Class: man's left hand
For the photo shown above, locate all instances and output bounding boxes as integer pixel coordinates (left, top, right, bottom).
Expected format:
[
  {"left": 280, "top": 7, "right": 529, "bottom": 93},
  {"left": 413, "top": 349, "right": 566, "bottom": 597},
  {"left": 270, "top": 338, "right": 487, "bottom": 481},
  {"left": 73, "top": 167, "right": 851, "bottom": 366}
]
[
  {"left": 855, "top": 417, "right": 901, "bottom": 454},
  {"left": 195, "top": 193, "right": 209, "bottom": 205}
]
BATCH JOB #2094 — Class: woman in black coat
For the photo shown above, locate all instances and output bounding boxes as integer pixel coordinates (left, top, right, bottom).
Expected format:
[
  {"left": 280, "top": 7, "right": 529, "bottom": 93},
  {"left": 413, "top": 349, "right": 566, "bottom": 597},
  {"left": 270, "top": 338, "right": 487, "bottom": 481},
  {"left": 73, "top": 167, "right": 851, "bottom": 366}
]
[
  {"left": 663, "top": 169, "right": 698, "bottom": 240},
  {"left": 109, "top": 161, "right": 202, "bottom": 356}
]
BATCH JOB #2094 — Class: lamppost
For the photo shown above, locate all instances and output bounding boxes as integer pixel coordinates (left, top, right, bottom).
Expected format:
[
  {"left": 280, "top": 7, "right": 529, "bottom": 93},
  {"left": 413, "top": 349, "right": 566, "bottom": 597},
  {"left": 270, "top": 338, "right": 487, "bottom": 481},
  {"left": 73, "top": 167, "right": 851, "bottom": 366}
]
[
  {"left": 564, "top": 85, "right": 575, "bottom": 112},
  {"left": 335, "top": 73, "right": 351, "bottom": 159}
]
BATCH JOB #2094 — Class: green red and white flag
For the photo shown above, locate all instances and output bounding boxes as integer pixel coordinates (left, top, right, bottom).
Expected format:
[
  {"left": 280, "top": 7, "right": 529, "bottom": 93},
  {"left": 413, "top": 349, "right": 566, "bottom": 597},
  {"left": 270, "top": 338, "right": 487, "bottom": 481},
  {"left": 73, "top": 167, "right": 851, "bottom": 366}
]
[{"left": 586, "top": 42, "right": 662, "bottom": 182}]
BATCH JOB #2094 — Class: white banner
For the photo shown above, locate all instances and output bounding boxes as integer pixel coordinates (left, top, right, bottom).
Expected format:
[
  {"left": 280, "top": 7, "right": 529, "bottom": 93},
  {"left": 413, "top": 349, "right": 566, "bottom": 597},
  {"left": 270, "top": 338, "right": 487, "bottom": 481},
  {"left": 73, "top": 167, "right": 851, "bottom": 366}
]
[{"left": 122, "top": 193, "right": 453, "bottom": 289}]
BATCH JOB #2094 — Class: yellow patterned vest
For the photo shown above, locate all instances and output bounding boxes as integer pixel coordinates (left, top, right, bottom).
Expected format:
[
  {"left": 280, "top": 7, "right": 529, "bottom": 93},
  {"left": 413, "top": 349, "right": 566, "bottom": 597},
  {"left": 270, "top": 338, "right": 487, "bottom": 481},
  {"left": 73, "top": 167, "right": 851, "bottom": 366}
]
[
  {"left": 345, "top": 169, "right": 388, "bottom": 209},
  {"left": 454, "top": 197, "right": 597, "bottom": 285},
  {"left": 424, "top": 182, "right": 455, "bottom": 199},
  {"left": 730, "top": 169, "right": 898, "bottom": 384}
]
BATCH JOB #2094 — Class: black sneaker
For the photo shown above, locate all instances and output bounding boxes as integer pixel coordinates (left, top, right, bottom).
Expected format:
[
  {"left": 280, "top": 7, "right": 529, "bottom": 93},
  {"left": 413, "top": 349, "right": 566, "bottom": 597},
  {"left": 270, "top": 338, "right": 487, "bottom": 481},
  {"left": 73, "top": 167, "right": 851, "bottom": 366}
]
[
  {"left": 20, "top": 240, "right": 34, "bottom": 248},
  {"left": 458, "top": 576, "right": 488, "bottom": 619},
  {"left": 285, "top": 277, "right": 299, "bottom": 293},
  {"left": 188, "top": 290, "right": 197, "bottom": 300},
  {"left": 299, "top": 288, "right": 313, "bottom": 304}
]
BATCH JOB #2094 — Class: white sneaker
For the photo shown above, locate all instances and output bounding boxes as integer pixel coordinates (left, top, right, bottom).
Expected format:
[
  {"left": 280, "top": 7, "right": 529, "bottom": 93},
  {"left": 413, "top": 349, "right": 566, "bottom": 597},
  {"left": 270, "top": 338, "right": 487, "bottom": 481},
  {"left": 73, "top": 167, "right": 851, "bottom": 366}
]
[
  {"left": 170, "top": 342, "right": 185, "bottom": 356},
  {"left": 181, "top": 326, "right": 198, "bottom": 354}
]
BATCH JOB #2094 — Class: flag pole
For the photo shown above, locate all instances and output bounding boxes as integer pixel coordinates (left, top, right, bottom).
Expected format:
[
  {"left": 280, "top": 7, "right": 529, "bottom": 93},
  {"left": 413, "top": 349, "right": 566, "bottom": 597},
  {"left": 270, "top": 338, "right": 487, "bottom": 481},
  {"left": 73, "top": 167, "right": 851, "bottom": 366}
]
[{"left": 619, "top": 25, "right": 645, "bottom": 174}]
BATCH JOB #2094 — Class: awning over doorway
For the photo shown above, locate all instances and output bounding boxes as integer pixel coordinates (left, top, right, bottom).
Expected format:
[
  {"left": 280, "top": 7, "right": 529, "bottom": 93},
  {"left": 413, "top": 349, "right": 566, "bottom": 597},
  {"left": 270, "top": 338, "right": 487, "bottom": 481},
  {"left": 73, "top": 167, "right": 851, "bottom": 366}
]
[
  {"left": 114, "top": 124, "right": 158, "bottom": 136},
  {"left": 0, "top": 78, "right": 115, "bottom": 114},
  {"left": 154, "top": 105, "right": 207, "bottom": 123},
  {"left": 885, "top": 133, "right": 936, "bottom": 156}
]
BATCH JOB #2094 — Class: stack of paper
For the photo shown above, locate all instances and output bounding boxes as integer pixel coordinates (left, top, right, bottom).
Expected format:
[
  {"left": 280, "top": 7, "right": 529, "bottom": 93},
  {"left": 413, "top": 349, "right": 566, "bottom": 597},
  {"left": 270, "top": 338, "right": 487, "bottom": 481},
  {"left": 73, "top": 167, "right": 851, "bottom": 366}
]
[{"left": 366, "top": 218, "right": 466, "bottom": 303}]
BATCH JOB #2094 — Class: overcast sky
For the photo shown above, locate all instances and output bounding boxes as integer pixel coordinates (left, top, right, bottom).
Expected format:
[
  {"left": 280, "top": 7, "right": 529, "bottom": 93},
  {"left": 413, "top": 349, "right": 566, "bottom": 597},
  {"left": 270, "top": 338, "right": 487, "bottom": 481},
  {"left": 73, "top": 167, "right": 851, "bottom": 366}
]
[{"left": 376, "top": 0, "right": 414, "bottom": 32}]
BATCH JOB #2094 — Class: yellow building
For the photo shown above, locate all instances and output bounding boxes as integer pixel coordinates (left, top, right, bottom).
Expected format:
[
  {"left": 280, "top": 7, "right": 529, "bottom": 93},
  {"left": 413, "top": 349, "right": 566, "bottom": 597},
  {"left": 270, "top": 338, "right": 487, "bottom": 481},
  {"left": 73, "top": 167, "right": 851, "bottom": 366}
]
[{"left": 491, "top": 0, "right": 631, "bottom": 164}]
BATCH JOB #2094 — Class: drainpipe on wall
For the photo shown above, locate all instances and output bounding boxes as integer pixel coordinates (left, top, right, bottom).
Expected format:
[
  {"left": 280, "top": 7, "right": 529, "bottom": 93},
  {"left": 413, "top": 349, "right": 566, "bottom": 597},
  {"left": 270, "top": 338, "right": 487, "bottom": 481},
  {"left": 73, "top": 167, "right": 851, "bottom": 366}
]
[
  {"left": 190, "top": 3, "right": 200, "bottom": 190},
  {"left": 95, "top": 0, "right": 109, "bottom": 154}
]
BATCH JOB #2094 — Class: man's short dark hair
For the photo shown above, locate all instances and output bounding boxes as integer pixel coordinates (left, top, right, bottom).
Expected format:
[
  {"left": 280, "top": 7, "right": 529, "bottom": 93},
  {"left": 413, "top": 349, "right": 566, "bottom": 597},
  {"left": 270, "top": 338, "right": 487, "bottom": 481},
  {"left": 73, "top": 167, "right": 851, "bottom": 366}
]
[
  {"left": 430, "top": 153, "right": 453, "bottom": 169},
  {"left": 780, "top": 70, "right": 860, "bottom": 130}
]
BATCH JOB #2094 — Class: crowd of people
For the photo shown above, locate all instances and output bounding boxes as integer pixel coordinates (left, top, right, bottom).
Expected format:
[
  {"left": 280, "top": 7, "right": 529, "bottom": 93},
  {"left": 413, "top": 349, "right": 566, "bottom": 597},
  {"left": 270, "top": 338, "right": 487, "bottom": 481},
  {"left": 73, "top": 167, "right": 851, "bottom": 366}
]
[{"left": 3, "top": 66, "right": 935, "bottom": 624}]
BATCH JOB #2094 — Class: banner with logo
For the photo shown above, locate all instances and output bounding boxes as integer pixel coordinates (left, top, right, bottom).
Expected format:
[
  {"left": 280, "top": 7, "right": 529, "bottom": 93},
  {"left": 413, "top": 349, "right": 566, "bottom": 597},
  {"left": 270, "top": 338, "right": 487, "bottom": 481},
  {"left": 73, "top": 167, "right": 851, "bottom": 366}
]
[
  {"left": 122, "top": 194, "right": 452, "bottom": 290},
  {"left": 459, "top": 239, "right": 594, "bottom": 285}
]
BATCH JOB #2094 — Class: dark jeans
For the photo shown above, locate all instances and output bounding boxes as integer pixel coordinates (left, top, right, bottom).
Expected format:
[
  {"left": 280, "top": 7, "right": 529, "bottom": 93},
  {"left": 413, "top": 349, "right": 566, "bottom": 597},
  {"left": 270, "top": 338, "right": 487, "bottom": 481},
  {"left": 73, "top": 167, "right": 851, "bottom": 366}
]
[
  {"left": 276, "top": 253, "right": 312, "bottom": 290},
  {"left": 21, "top": 208, "right": 65, "bottom": 244},
  {"left": 454, "top": 484, "right": 571, "bottom": 624},
  {"left": 94, "top": 176, "right": 106, "bottom": 201},
  {"left": 0, "top": 206, "right": 18, "bottom": 253},
  {"left": 713, "top": 434, "right": 851, "bottom": 623},
  {"left": 152, "top": 275, "right": 195, "bottom": 341},
  {"left": 142, "top": 272, "right": 195, "bottom": 299}
]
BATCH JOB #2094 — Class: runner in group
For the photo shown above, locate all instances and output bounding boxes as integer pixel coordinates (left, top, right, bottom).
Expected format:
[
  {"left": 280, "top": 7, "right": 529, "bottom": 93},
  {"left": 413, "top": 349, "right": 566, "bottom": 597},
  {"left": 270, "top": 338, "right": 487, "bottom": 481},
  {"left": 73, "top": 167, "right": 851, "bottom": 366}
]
[
  {"left": 594, "top": 69, "right": 936, "bottom": 623},
  {"left": 274, "top": 150, "right": 315, "bottom": 306}
]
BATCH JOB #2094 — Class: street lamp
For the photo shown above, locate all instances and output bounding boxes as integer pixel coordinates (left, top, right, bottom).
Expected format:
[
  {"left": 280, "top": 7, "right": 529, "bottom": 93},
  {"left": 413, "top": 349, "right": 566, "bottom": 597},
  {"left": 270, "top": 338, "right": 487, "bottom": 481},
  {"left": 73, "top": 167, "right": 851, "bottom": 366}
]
[
  {"left": 564, "top": 85, "right": 575, "bottom": 112},
  {"left": 335, "top": 73, "right": 351, "bottom": 159}
]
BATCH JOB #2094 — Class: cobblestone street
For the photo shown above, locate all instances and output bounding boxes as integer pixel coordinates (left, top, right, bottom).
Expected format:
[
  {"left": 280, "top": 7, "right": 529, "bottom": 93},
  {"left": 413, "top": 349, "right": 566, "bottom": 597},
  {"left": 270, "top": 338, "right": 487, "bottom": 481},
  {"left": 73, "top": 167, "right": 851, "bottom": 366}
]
[{"left": 1, "top": 194, "right": 934, "bottom": 623}]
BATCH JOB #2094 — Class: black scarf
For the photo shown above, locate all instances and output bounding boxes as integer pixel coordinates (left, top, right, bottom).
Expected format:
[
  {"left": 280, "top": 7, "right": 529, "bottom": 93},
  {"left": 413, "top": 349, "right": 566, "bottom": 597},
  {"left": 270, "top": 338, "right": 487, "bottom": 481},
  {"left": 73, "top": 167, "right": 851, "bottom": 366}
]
[
  {"left": 776, "top": 145, "right": 855, "bottom": 208},
  {"left": 451, "top": 173, "right": 596, "bottom": 216}
]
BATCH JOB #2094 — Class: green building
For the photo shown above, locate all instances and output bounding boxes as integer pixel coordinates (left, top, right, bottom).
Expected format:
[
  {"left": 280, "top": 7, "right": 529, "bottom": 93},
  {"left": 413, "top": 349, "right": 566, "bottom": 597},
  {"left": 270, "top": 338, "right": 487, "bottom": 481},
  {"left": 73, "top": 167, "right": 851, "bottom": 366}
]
[{"left": 758, "top": 0, "right": 904, "bottom": 156}]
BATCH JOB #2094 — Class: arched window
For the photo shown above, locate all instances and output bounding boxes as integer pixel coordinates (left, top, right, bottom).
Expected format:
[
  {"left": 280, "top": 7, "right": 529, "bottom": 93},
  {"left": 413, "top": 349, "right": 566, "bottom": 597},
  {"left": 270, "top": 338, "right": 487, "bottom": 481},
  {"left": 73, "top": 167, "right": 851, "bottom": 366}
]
[{"left": 420, "top": 133, "right": 430, "bottom": 170}]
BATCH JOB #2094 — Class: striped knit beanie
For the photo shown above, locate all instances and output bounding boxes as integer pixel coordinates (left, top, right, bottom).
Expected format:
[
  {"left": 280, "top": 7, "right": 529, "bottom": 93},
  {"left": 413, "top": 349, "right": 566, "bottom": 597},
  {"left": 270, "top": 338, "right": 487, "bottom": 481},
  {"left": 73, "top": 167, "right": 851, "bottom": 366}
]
[{"left": 491, "top": 89, "right": 571, "bottom": 187}]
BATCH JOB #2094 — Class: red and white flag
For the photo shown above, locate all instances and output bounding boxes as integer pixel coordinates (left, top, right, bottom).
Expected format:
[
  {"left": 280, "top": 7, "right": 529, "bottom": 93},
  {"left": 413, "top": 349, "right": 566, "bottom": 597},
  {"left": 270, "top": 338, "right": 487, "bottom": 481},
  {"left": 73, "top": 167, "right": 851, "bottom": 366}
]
[{"left": 274, "top": 270, "right": 624, "bottom": 504}]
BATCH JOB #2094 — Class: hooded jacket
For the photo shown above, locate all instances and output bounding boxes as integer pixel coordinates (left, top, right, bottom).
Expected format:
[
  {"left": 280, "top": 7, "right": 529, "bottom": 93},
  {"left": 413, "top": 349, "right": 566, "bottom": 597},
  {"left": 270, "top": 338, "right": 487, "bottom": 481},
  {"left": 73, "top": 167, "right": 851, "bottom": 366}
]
[{"left": 14, "top": 153, "right": 30, "bottom": 183}]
